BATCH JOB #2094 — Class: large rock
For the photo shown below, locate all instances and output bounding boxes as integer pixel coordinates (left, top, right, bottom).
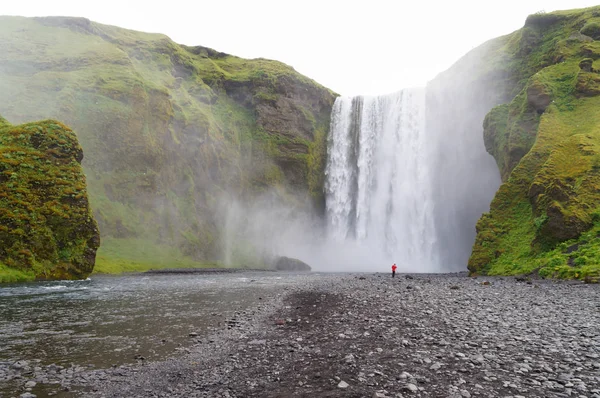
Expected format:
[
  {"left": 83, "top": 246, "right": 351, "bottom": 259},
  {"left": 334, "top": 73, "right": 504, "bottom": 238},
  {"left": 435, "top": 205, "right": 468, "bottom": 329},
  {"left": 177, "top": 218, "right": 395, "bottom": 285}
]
[
  {"left": 526, "top": 80, "right": 552, "bottom": 114},
  {"left": 273, "top": 256, "right": 311, "bottom": 272},
  {"left": 0, "top": 117, "right": 100, "bottom": 281}
]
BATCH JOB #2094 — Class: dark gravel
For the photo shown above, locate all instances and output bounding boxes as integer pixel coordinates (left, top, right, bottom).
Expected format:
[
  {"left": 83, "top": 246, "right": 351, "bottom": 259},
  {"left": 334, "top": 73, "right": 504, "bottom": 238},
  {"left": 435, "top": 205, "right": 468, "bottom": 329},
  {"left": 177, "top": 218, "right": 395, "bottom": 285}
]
[{"left": 3, "top": 273, "right": 599, "bottom": 398}]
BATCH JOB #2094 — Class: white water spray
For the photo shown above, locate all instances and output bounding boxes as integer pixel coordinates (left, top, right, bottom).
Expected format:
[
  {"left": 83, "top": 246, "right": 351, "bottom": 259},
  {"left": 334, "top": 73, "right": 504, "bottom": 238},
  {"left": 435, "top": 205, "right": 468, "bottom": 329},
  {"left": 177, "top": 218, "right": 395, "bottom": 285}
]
[{"left": 325, "top": 89, "right": 440, "bottom": 272}]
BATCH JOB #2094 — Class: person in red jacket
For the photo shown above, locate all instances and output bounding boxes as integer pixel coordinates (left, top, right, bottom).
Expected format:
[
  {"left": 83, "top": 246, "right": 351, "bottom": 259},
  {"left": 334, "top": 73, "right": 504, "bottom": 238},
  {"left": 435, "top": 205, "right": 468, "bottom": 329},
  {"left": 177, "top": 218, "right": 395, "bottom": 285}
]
[{"left": 391, "top": 263, "right": 397, "bottom": 278}]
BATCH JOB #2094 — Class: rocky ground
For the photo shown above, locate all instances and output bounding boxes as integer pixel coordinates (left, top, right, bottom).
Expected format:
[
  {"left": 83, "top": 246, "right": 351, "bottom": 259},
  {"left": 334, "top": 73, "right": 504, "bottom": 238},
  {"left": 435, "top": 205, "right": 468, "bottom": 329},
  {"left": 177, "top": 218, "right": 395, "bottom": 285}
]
[{"left": 4, "top": 273, "right": 600, "bottom": 398}]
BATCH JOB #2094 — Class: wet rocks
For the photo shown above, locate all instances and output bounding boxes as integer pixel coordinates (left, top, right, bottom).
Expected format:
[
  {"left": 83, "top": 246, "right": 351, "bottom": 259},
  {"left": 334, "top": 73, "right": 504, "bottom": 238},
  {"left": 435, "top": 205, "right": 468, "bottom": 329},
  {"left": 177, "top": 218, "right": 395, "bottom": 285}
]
[{"left": 14, "top": 273, "right": 597, "bottom": 398}]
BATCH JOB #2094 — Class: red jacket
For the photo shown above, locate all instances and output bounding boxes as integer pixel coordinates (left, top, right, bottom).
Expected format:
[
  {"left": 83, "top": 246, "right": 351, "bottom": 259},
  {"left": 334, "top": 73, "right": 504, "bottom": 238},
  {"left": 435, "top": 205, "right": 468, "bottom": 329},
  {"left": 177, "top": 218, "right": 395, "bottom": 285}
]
[{"left": 392, "top": 264, "right": 397, "bottom": 271}]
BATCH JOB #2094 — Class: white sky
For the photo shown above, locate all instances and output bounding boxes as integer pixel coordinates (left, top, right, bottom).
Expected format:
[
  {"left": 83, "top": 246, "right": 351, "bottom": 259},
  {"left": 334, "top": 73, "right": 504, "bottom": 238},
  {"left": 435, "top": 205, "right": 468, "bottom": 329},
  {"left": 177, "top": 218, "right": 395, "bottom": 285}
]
[{"left": 2, "top": 0, "right": 599, "bottom": 96}]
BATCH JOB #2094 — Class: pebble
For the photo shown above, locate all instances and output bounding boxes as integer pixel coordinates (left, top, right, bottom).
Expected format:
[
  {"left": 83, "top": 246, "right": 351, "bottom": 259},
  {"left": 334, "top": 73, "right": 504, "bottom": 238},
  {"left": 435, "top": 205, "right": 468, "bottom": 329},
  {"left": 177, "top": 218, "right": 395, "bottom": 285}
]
[
  {"left": 430, "top": 362, "right": 442, "bottom": 370},
  {"left": 406, "top": 383, "right": 418, "bottom": 392},
  {"left": 5, "top": 273, "right": 597, "bottom": 398}
]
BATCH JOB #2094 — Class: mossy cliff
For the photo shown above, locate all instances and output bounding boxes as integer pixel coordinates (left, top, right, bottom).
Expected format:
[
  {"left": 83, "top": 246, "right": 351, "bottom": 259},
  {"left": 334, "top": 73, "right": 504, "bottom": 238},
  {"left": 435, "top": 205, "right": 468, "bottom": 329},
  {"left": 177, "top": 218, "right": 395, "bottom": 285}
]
[
  {"left": 0, "top": 17, "right": 336, "bottom": 272},
  {"left": 0, "top": 117, "right": 99, "bottom": 282},
  {"left": 468, "top": 6, "right": 600, "bottom": 281}
]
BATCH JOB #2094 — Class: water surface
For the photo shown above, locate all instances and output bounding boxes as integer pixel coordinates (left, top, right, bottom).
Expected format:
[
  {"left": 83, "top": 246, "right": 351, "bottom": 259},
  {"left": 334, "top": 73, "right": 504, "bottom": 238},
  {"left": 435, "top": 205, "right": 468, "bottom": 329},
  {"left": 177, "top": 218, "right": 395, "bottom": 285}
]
[{"left": 0, "top": 272, "right": 296, "bottom": 368}]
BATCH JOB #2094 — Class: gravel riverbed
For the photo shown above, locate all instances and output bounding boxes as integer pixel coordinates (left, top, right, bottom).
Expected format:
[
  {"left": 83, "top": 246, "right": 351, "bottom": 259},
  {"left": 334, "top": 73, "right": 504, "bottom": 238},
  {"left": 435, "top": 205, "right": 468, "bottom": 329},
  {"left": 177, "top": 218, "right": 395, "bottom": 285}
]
[{"left": 3, "top": 273, "right": 599, "bottom": 398}]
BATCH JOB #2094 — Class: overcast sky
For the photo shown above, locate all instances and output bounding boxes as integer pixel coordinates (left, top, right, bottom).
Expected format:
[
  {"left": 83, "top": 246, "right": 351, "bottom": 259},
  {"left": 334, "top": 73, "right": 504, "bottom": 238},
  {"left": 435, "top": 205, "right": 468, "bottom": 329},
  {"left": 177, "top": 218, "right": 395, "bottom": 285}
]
[{"left": 3, "top": 0, "right": 599, "bottom": 95}]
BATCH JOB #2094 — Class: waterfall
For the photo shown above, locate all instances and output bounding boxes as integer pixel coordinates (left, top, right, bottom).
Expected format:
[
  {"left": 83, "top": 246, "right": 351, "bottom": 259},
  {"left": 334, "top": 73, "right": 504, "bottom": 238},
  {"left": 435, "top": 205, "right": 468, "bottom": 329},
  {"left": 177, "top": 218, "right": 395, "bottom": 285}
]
[{"left": 325, "top": 88, "right": 439, "bottom": 272}]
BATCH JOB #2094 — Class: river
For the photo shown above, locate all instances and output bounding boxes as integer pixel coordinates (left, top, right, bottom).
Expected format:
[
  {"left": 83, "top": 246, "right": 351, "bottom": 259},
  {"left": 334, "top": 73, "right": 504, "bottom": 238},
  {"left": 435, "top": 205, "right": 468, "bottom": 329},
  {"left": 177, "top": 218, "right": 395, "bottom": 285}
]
[{"left": 0, "top": 271, "right": 308, "bottom": 396}]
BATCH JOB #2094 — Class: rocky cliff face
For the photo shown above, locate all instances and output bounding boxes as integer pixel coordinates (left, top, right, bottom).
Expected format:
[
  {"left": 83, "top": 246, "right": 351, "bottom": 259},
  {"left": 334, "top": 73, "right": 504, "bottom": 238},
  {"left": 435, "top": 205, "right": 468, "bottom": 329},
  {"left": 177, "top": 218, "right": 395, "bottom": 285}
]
[
  {"left": 0, "top": 17, "right": 336, "bottom": 271},
  {"left": 468, "top": 6, "right": 600, "bottom": 280},
  {"left": 0, "top": 117, "right": 100, "bottom": 282}
]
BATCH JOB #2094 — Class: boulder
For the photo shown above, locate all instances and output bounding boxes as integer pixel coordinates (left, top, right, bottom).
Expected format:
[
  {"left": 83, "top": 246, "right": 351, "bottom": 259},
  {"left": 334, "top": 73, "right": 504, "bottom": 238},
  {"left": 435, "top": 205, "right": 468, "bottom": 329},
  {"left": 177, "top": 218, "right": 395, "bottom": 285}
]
[
  {"left": 273, "top": 256, "right": 311, "bottom": 271},
  {"left": 0, "top": 117, "right": 100, "bottom": 281},
  {"left": 579, "top": 58, "right": 594, "bottom": 72},
  {"left": 526, "top": 80, "right": 552, "bottom": 114},
  {"left": 576, "top": 69, "right": 600, "bottom": 97},
  {"left": 580, "top": 22, "right": 600, "bottom": 40}
]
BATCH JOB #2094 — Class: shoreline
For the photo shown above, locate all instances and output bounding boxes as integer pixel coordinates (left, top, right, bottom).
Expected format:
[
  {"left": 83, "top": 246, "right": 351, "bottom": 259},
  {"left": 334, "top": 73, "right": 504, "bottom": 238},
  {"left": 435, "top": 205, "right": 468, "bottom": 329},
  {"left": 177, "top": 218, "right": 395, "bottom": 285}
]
[
  {"left": 4, "top": 273, "right": 598, "bottom": 397},
  {"left": 90, "top": 273, "right": 599, "bottom": 398}
]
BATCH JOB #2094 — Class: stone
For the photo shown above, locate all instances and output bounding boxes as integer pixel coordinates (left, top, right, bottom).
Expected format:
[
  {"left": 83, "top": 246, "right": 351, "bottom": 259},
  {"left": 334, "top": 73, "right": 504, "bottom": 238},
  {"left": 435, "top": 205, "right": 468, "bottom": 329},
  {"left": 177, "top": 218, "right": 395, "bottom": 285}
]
[
  {"left": 338, "top": 380, "right": 349, "bottom": 389},
  {"left": 430, "top": 362, "right": 442, "bottom": 370},
  {"left": 406, "top": 383, "right": 418, "bottom": 392},
  {"left": 580, "top": 58, "right": 594, "bottom": 72},
  {"left": 526, "top": 80, "right": 552, "bottom": 113},
  {"left": 273, "top": 256, "right": 311, "bottom": 271},
  {"left": 248, "top": 339, "right": 266, "bottom": 345}
]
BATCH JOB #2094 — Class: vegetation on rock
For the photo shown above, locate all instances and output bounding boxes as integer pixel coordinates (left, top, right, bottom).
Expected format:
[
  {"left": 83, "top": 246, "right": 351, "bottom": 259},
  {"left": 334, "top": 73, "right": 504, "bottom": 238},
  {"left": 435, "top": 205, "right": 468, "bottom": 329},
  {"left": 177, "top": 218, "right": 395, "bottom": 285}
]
[
  {"left": 469, "top": 6, "right": 600, "bottom": 281},
  {"left": 0, "top": 117, "right": 99, "bottom": 282},
  {"left": 0, "top": 17, "right": 336, "bottom": 274}
]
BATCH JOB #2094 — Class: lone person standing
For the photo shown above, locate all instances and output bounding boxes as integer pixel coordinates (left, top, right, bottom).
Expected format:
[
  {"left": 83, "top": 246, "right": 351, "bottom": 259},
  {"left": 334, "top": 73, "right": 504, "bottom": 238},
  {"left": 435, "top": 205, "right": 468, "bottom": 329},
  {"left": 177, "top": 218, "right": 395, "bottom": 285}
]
[{"left": 391, "top": 263, "right": 397, "bottom": 278}]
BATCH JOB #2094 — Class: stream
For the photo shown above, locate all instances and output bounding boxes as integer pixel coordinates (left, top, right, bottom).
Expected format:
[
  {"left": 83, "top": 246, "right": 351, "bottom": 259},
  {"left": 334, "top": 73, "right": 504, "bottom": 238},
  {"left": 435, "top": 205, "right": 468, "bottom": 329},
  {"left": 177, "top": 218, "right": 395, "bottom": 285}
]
[{"left": 0, "top": 271, "right": 305, "bottom": 396}]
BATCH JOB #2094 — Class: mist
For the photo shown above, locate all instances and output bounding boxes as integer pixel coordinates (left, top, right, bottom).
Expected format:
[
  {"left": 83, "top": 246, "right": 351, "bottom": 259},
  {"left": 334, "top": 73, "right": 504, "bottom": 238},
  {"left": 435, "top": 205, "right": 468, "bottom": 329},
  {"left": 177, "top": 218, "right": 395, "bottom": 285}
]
[{"left": 218, "top": 191, "right": 411, "bottom": 273}]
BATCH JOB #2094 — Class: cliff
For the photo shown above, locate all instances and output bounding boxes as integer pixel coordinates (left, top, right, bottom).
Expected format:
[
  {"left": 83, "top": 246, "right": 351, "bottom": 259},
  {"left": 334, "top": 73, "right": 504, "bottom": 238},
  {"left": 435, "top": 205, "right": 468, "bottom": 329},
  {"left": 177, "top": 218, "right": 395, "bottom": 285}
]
[
  {"left": 468, "top": 6, "right": 600, "bottom": 281},
  {"left": 0, "top": 117, "right": 100, "bottom": 282},
  {"left": 0, "top": 17, "right": 336, "bottom": 272},
  {"left": 426, "top": 35, "right": 511, "bottom": 269}
]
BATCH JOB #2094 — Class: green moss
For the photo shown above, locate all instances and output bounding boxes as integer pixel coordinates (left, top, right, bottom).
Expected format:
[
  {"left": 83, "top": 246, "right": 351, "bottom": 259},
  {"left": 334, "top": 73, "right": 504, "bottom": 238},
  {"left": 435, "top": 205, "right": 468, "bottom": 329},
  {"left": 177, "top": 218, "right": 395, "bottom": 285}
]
[
  {"left": 581, "top": 22, "right": 600, "bottom": 40},
  {"left": 0, "top": 117, "right": 100, "bottom": 281},
  {"left": 469, "top": 5, "right": 600, "bottom": 279},
  {"left": 0, "top": 261, "right": 35, "bottom": 283}
]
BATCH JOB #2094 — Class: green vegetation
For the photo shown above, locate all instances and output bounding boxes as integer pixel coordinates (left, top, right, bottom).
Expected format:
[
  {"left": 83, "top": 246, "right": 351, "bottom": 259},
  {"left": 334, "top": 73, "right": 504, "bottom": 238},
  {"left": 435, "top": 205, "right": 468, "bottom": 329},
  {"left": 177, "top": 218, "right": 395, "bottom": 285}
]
[
  {"left": 581, "top": 22, "right": 600, "bottom": 40},
  {"left": 93, "top": 237, "right": 217, "bottom": 273},
  {"left": 0, "top": 16, "right": 336, "bottom": 276},
  {"left": 469, "top": 6, "right": 600, "bottom": 281},
  {"left": 0, "top": 117, "right": 100, "bottom": 280},
  {"left": 0, "top": 262, "right": 35, "bottom": 283}
]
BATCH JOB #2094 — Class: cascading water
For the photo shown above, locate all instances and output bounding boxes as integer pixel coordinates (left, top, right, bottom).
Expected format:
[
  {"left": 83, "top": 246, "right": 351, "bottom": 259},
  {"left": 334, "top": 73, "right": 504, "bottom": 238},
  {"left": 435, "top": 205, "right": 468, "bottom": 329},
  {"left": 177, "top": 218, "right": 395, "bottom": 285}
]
[{"left": 325, "top": 88, "right": 440, "bottom": 271}]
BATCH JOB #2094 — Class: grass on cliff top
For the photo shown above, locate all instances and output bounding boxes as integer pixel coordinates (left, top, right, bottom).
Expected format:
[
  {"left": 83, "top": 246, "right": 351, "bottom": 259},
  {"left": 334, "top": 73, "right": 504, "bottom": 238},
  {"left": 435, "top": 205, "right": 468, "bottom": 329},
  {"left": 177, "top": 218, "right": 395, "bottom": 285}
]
[
  {"left": 93, "top": 237, "right": 220, "bottom": 274},
  {"left": 0, "top": 116, "right": 10, "bottom": 128}
]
